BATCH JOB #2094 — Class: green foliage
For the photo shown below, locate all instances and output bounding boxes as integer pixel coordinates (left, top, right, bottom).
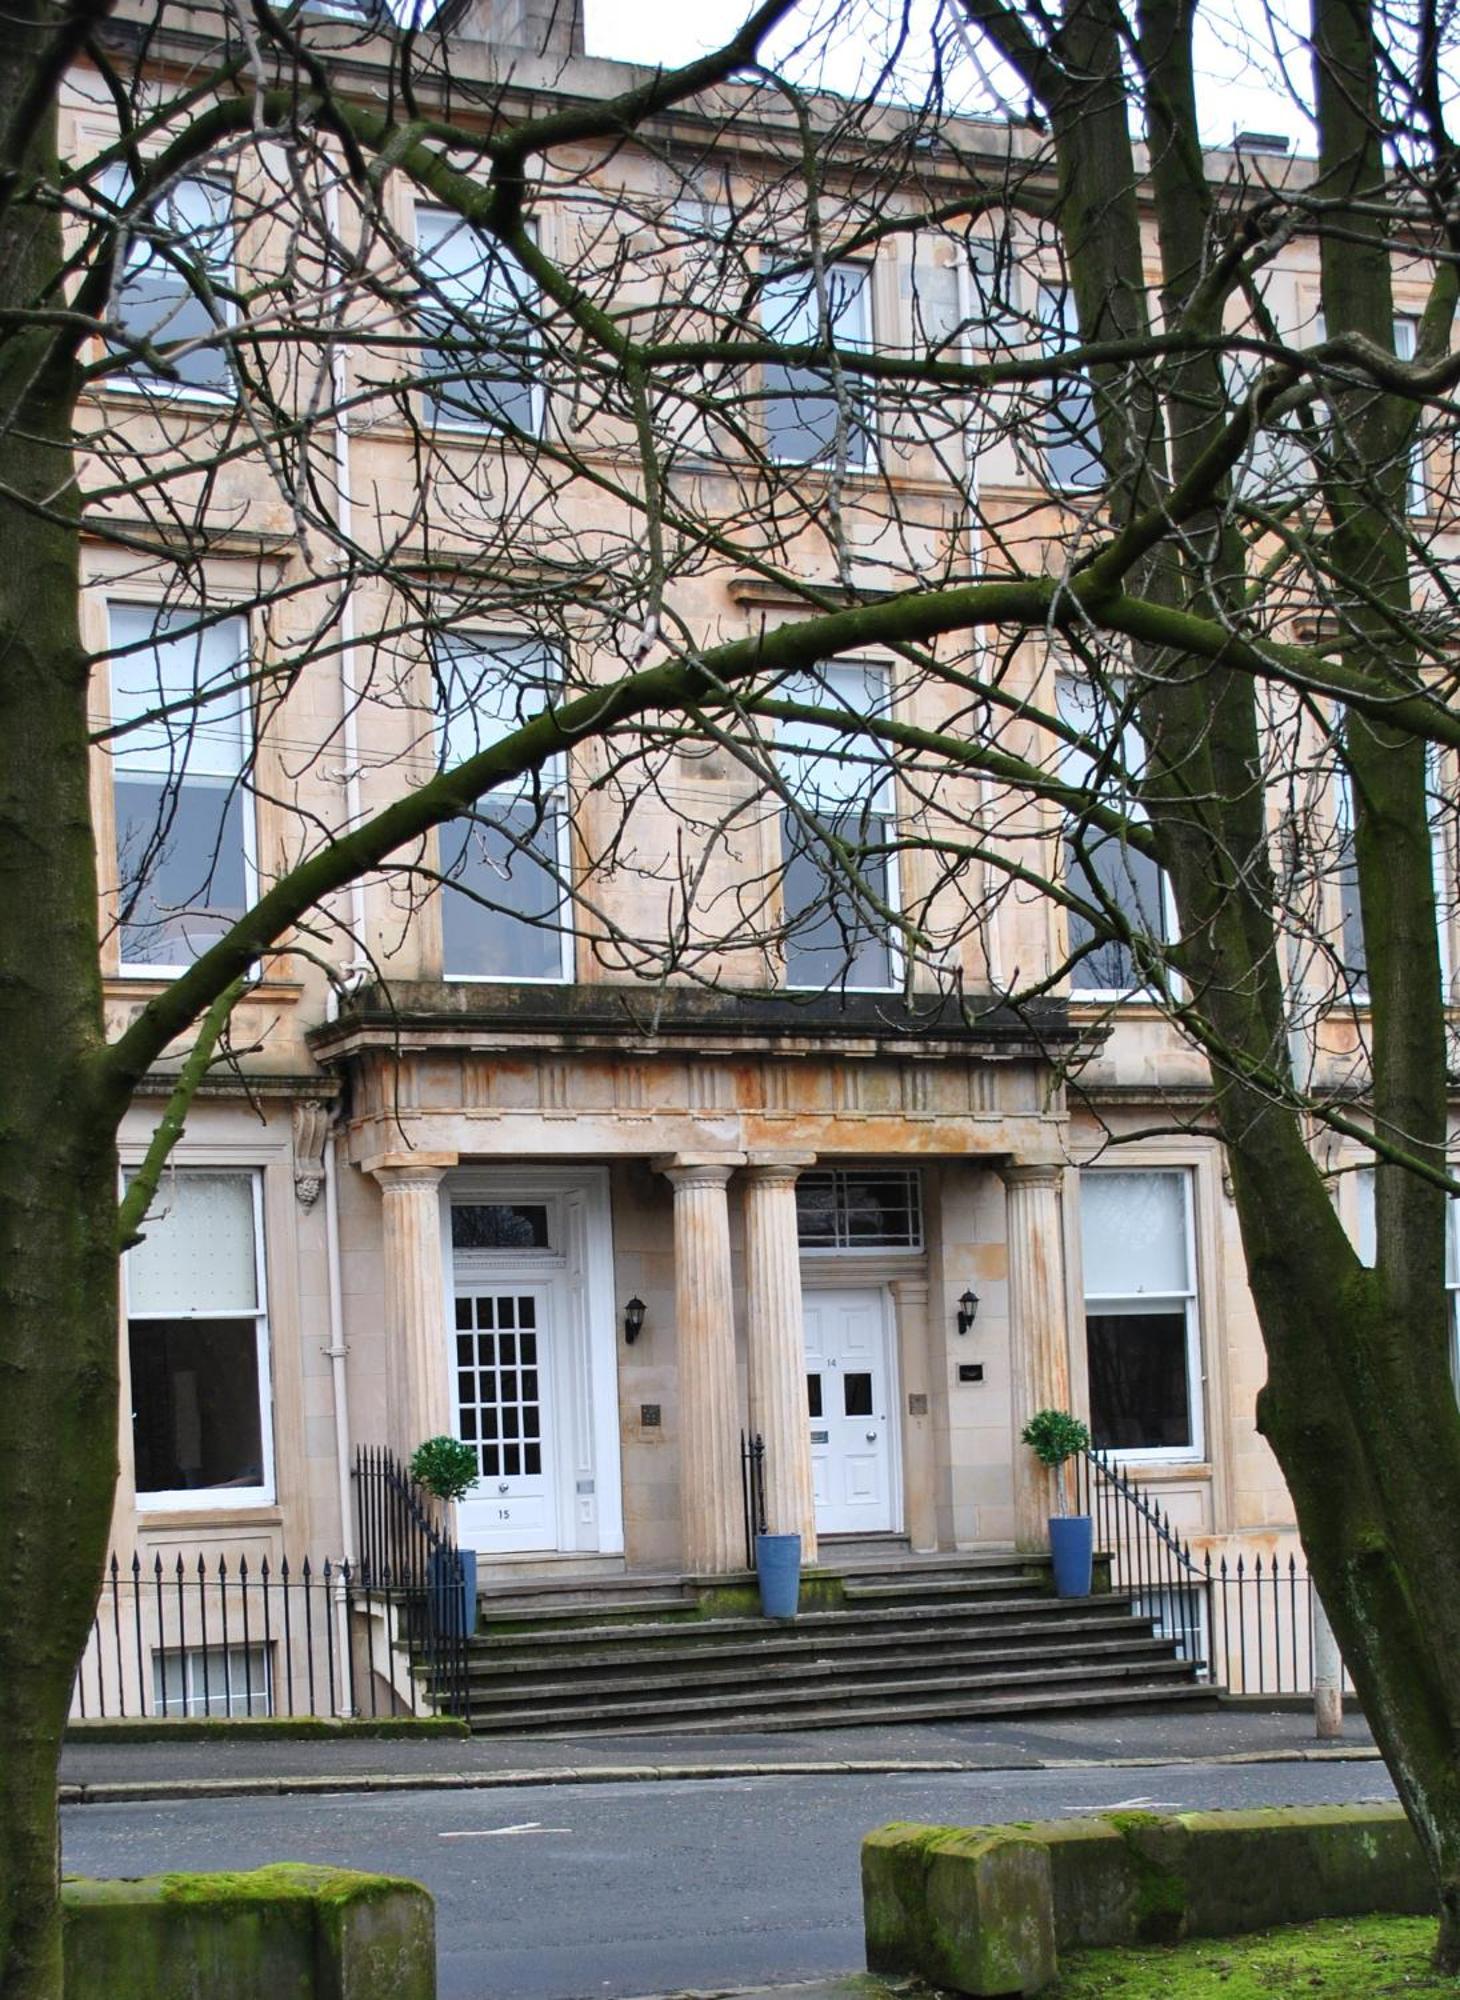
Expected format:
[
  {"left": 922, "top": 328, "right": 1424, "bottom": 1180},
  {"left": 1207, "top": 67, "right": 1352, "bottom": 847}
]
[
  {"left": 408, "top": 1435, "right": 478, "bottom": 1503},
  {"left": 1021, "top": 1408, "right": 1091, "bottom": 1470}
]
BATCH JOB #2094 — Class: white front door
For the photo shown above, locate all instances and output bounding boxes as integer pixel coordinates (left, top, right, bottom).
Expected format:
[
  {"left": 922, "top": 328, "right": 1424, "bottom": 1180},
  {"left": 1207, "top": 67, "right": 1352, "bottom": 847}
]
[
  {"left": 804, "top": 1287, "right": 896, "bottom": 1534},
  {"left": 453, "top": 1280, "right": 558, "bottom": 1553}
]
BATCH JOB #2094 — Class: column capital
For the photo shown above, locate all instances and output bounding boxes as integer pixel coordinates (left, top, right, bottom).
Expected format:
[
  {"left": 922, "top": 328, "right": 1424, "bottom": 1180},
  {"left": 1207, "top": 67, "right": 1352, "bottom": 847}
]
[
  {"left": 742, "top": 1150, "right": 816, "bottom": 1187},
  {"left": 889, "top": 1276, "right": 931, "bottom": 1306},
  {"left": 363, "top": 1150, "right": 457, "bottom": 1187},
  {"left": 1000, "top": 1160, "right": 1064, "bottom": 1192},
  {"left": 653, "top": 1152, "right": 746, "bottom": 1188}
]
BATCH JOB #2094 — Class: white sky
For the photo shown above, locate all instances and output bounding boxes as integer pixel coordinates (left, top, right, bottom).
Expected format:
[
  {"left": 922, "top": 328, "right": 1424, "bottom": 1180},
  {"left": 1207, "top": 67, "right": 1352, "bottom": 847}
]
[{"left": 583, "top": 0, "right": 1317, "bottom": 153}]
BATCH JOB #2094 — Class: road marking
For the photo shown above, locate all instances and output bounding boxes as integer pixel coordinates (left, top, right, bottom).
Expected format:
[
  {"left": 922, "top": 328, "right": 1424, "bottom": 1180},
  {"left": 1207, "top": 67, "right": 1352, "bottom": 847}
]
[
  {"left": 1066, "top": 1795, "right": 1182, "bottom": 1813},
  {"left": 437, "top": 1822, "right": 571, "bottom": 1839}
]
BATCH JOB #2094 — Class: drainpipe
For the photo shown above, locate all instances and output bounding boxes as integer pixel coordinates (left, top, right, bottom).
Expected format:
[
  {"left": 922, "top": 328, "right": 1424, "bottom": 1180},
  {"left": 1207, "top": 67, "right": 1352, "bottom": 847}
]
[
  {"left": 326, "top": 176, "right": 370, "bottom": 988},
  {"left": 323, "top": 1113, "right": 357, "bottom": 1711}
]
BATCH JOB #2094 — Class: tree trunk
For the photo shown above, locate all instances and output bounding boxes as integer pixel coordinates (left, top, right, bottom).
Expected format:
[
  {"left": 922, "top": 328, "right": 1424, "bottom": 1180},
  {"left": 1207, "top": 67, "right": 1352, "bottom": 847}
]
[{"left": 0, "top": 24, "right": 118, "bottom": 1999}]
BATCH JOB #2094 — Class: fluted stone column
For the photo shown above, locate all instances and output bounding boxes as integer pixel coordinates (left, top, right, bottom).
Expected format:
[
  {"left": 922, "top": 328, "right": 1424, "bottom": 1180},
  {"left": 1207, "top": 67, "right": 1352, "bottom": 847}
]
[
  {"left": 891, "top": 1277, "right": 938, "bottom": 1553},
  {"left": 743, "top": 1154, "right": 817, "bottom": 1557},
  {"left": 369, "top": 1153, "right": 457, "bottom": 1457},
  {"left": 655, "top": 1154, "right": 746, "bottom": 1574},
  {"left": 1001, "top": 1162, "right": 1074, "bottom": 1551}
]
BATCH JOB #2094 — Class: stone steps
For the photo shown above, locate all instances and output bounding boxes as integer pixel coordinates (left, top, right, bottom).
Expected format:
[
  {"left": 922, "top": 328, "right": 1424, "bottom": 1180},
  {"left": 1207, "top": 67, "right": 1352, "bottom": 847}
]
[{"left": 434, "top": 1553, "right": 1206, "bottom": 1734}]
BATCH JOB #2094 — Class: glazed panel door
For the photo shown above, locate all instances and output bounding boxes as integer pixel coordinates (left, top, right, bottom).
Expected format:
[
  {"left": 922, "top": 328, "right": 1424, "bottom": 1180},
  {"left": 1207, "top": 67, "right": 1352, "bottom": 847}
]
[
  {"left": 453, "top": 1282, "right": 558, "bottom": 1552},
  {"left": 803, "top": 1288, "right": 894, "bottom": 1534}
]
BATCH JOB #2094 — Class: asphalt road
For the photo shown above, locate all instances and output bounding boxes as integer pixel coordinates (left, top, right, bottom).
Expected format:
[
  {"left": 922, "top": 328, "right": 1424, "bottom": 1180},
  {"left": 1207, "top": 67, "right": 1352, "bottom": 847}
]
[{"left": 62, "top": 1761, "right": 1397, "bottom": 2000}]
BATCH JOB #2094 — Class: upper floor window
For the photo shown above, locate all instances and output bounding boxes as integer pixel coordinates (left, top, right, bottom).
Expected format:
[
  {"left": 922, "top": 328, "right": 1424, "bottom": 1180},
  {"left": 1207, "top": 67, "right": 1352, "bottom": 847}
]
[
  {"left": 435, "top": 634, "right": 570, "bottom": 981},
  {"left": 101, "top": 169, "right": 233, "bottom": 397},
  {"left": 125, "top": 1169, "right": 274, "bottom": 1508},
  {"left": 1080, "top": 1168, "right": 1202, "bottom": 1459},
  {"left": 776, "top": 660, "right": 897, "bottom": 991},
  {"left": 1057, "top": 674, "right": 1170, "bottom": 998},
  {"left": 761, "top": 262, "right": 873, "bottom": 467},
  {"left": 1037, "top": 281, "right": 1101, "bottom": 491},
  {"left": 416, "top": 208, "right": 541, "bottom": 435},
  {"left": 108, "top": 604, "right": 253, "bottom": 973}
]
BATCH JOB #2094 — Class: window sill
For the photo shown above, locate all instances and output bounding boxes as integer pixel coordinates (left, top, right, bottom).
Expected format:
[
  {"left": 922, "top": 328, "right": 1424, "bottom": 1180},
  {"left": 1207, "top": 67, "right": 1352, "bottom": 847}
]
[{"left": 135, "top": 1504, "right": 283, "bottom": 1529}]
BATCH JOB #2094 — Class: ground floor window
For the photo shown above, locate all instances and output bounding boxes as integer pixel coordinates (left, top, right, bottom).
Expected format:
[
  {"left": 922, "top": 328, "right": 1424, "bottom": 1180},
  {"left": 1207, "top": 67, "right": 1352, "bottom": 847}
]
[
  {"left": 124, "top": 1169, "right": 274, "bottom": 1505},
  {"left": 1080, "top": 1168, "right": 1202, "bottom": 1457},
  {"left": 152, "top": 1643, "right": 271, "bottom": 1717}
]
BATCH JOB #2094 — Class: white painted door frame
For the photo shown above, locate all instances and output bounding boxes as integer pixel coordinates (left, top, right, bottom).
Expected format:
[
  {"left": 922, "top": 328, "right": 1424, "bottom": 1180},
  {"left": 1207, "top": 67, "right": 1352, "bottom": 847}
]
[
  {"left": 438, "top": 1166, "right": 623, "bottom": 1557},
  {"left": 801, "top": 1281, "right": 903, "bottom": 1536}
]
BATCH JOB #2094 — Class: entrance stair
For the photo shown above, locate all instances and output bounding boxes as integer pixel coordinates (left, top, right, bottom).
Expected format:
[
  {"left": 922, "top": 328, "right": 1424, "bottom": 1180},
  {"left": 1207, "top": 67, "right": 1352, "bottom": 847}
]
[{"left": 440, "top": 1551, "right": 1210, "bottom": 1734}]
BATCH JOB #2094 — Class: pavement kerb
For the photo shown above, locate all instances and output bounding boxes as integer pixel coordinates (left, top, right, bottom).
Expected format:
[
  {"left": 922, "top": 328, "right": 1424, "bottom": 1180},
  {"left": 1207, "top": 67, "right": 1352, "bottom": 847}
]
[{"left": 56, "top": 1743, "right": 1384, "bottom": 1807}]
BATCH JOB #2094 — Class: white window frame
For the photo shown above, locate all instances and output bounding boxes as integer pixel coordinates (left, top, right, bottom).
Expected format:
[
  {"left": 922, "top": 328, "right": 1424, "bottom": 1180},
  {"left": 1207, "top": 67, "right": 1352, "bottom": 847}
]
[
  {"left": 108, "top": 601, "right": 258, "bottom": 979},
  {"left": 152, "top": 1642, "right": 272, "bottom": 1717},
  {"left": 415, "top": 206, "right": 543, "bottom": 438},
  {"left": 434, "top": 633, "right": 573, "bottom": 984},
  {"left": 1056, "top": 673, "right": 1175, "bottom": 1003},
  {"left": 761, "top": 259, "right": 875, "bottom": 470},
  {"left": 125, "top": 1167, "right": 276, "bottom": 1512},
  {"left": 1080, "top": 1167, "right": 1205, "bottom": 1464},
  {"left": 776, "top": 659, "right": 901, "bottom": 994},
  {"left": 98, "top": 167, "right": 235, "bottom": 404}
]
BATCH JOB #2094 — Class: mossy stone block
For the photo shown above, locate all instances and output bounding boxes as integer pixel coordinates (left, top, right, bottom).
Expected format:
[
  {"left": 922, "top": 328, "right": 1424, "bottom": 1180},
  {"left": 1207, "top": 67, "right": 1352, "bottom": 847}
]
[
  {"left": 1014, "top": 1818, "right": 1148, "bottom": 1948},
  {"left": 862, "top": 1822, "right": 1056, "bottom": 1995},
  {"left": 63, "top": 1863, "right": 434, "bottom": 2000},
  {"left": 1173, "top": 1803, "right": 1430, "bottom": 1936}
]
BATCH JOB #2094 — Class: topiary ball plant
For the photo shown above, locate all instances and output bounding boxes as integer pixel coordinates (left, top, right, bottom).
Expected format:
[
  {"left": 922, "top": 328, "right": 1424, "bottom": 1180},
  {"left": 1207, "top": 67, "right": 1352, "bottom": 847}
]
[
  {"left": 1020, "top": 1408, "right": 1091, "bottom": 1516},
  {"left": 409, "top": 1435, "right": 479, "bottom": 1505}
]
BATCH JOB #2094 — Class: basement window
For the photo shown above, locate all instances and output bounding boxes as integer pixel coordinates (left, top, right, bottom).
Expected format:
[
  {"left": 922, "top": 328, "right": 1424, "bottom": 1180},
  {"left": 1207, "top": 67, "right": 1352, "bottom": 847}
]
[
  {"left": 796, "top": 1168, "right": 922, "bottom": 1252},
  {"left": 152, "top": 1643, "right": 271, "bottom": 1717}
]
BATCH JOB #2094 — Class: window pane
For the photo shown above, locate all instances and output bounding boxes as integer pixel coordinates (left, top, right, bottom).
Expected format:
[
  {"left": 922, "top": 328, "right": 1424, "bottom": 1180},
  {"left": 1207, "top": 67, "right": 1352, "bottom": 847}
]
[
  {"left": 781, "top": 808, "right": 893, "bottom": 989},
  {"left": 417, "top": 210, "right": 538, "bottom": 433},
  {"left": 126, "top": 1171, "right": 257, "bottom": 1313},
  {"left": 1081, "top": 1170, "right": 1189, "bottom": 1296},
  {"left": 843, "top": 1371, "right": 874, "bottom": 1417},
  {"left": 1057, "top": 674, "right": 1166, "bottom": 992},
  {"left": 437, "top": 635, "right": 559, "bottom": 768},
  {"left": 129, "top": 1317, "right": 265, "bottom": 1492},
  {"left": 440, "top": 799, "right": 565, "bottom": 978},
  {"left": 1086, "top": 1309, "right": 1192, "bottom": 1450},
  {"left": 105, "top": 173, "right": 232, "bottom": 395},
  {"left": 1038, "top": 282, "right": 1101, "bottom": 489},
  {"left": 777, "top": 661, "right": 893, "bottom": 814},
  {"left": 451, "top": 1203, "right": 551, "bottom": 1250},
  {"left": 806, "top": 1372, "right": 823, "bottom": 1418},
  {"left": 795, "top": 1168, "right": 923, "bottom": 1250},
  {"left": 115, "top": 776, "right": 248, "bottom": 967},
  {"left": 109, "top": 607, "right": 249, "bottom": 776},
  {"left": 762, "top": 264, "right": 871, "bottom": 465},
  {"left": 1066, "top": 835, "right": 1167, "bottom": 992}
]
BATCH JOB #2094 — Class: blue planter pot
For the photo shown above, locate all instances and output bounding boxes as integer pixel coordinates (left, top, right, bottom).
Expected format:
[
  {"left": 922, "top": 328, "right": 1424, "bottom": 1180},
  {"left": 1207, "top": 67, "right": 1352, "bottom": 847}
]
[
  {"left": 1049, "top": 1514, "right": 1094, "bottom": 1598},
  {"left": 755, "top": 1533, "right": 802, "bottom": 1620},
  {"left": 429, "top": 1546, "right": 478, "bottom": 1637}
]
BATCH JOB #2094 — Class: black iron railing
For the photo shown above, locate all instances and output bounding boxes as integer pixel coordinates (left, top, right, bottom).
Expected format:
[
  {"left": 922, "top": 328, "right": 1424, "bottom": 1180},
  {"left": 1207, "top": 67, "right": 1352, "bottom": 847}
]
[
  {"left": 741, "top": 1430, "right": 767, "bottom": 1569},
  {"left": 1075, "top": 1446, "right": 1344, "bottom": 1697},
  {"left": 71, "top": 1449, "right": 472, "bottom": 1723},
  {"left": 71, "top": 1544, "right": 468, "bottom": 1721}
]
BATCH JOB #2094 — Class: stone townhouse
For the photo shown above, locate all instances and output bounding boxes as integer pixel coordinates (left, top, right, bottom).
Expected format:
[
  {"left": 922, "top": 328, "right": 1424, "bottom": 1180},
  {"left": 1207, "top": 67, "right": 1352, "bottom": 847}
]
[{"left": 66, "top": 0, "right": 1456, "bottom": 1717}]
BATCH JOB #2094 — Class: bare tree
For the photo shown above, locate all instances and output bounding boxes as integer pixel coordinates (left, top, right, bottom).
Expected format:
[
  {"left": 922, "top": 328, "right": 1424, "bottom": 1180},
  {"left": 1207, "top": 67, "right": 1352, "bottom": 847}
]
[{"left": 3, "top": 0, "right": 1460, "bottom": 1990}]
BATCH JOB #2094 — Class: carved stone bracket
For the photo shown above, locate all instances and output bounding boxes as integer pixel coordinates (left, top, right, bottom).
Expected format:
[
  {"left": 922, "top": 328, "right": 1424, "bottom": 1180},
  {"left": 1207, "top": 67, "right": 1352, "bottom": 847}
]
[{"left": 292, "top": 1099, "right": 332, "bottom": 1209}]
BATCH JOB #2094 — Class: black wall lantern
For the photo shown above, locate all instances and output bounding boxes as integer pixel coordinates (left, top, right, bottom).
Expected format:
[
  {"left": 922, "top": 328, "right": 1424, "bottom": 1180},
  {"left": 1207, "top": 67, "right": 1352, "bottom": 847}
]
[
  {"left": 623, "top": 1296, "right": 646, "bottom": 1344},
  {"left": 956, "top": 1288, "right": 980, "bottom": 1337}
]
